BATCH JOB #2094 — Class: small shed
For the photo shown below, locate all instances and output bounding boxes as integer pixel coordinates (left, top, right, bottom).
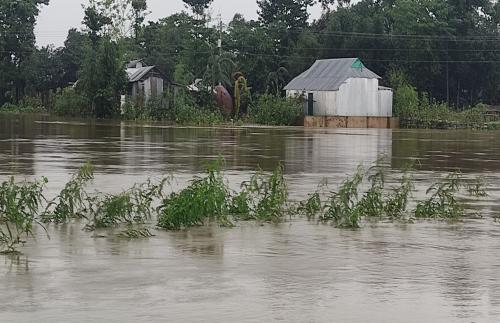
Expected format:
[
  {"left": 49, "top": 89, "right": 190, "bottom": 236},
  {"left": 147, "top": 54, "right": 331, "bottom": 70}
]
[
  {"left": 285, "top": 58, "right": 393, "bottom": 118},
  {"left": 126, "top": 59, "right": 169, "bottom": 101}
]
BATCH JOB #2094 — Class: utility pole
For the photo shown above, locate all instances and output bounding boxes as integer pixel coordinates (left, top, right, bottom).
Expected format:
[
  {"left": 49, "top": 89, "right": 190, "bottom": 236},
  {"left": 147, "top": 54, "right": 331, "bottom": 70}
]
[
  {"left": 217, "top": 13, "right": 223, "bottom": 86},
  {"left": 217, "top": 13, "right": 223, "bottom": 57}
]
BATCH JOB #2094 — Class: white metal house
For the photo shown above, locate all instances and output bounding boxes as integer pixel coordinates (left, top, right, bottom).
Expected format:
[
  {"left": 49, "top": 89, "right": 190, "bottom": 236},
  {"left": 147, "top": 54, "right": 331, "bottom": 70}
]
[{"left": 285, "top": 58, "right": 393, "bottom": 117}]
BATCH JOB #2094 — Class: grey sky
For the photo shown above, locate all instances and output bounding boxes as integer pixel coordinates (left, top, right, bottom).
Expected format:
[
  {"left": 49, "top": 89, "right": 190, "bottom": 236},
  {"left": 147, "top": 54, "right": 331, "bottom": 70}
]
[{"left": 35, "top": 0, "right": 323, "bottom": 47}]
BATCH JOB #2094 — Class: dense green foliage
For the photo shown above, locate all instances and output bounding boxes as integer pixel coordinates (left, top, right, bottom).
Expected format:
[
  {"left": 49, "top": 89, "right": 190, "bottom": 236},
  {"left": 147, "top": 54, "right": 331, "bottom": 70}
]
[{"left": 248, "top": 94, "right": 304, "bottom": 126}]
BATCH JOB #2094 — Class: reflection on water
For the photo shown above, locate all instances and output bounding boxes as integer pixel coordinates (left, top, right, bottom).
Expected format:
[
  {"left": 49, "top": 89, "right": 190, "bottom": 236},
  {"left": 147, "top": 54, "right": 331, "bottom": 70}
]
[{"left": 1, "top": 114, "right": 500, "bottom": 322}]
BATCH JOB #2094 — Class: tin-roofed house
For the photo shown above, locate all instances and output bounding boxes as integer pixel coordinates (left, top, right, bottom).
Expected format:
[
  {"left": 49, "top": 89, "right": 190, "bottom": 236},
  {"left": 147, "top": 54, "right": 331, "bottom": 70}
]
[
  {"left": 285, "top": 58, "right": 396, "bottom": 128},
  {"left": 126, "top": 59, "right": 169, "bottom": 101}
]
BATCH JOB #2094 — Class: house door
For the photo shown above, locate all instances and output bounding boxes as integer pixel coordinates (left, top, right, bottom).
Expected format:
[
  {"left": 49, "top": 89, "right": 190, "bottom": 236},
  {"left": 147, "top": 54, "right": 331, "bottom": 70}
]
[{"left": 307, "top": 93, "right": 314, "bottom": 116}]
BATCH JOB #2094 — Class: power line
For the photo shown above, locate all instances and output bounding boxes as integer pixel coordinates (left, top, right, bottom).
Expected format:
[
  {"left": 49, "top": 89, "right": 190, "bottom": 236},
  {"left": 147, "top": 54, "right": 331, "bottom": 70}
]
[{"left": 287, "top": 29, "right": 500, "bottom": 42}]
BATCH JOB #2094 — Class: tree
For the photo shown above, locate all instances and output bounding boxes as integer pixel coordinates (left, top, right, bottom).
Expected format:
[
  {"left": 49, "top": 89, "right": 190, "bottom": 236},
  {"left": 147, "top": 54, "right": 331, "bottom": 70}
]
[
  {"left": 226, "top": 14, "right": 277, "bottom": 93},
  {"left": 85, "top": 0, "right": 149, "bottom": 39},
  {"left": 79, "top": 4, "right": 126, "bottom": 117},
  {"left": 131, "top": 0, "right": 148, "bottom": 40},
  {"left": 142, "top": 13, "right": 216, "bottom": 79},
  {"left": 311, "top": 0, "right": 500, "bottom": 105},
  {"left": 203, "top": 52, "right": 236, "bottom": 88},
  {"left": 83, "top": 5, "right": 112, "bottom": 46},
  {"left": 0, "top": 0, "right": 49, "bottom": 104},
  {"left": 257, "top": 0, "right": 315, "bottom": 29},
  {"left": 61, "top": 29, "right": 90, "bottom": 85},
  {"left": 182, "top": 0, "right": 214, "bottom": 16}
]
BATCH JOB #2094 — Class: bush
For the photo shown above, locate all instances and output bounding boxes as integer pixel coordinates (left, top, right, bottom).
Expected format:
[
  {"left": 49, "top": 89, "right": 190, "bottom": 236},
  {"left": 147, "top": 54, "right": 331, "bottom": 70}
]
[
  {"left": 53, "top": 87, "right": 90, "bottom": 117},
  {"left": 174, "top": 102, "right": 223, "bottom": 125},
  {"left": 248, "top": 94, "right": 304, "bottom": 126},
  {"left": 393, "top": 78, "right": 499, "bottom": 129},
  {"left": 0, "top": 97, "right": 46, "bottom": 113},
  {"left": 393, "top": 84, "right": 419, "bottom": 118},
  {"left": 122, "top": 91, "right": 223, "bottom": 125}
]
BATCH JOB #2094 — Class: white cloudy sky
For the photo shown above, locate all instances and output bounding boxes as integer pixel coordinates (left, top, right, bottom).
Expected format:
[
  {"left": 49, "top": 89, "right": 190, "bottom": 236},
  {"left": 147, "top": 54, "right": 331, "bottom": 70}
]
[{"left": 35, "top": 0, "right": 324, "bottom": 46}]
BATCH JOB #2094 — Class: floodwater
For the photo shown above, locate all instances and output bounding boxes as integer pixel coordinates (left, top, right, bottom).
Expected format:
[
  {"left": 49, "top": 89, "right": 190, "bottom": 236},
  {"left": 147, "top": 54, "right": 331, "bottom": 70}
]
[{"left": 1, "top": 114, "right": 500, "bottom": 322}]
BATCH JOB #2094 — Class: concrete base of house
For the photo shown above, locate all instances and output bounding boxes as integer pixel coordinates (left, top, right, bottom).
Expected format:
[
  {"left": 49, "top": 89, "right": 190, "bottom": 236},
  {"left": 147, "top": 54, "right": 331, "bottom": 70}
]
[{"left": 304, "top": 116, "right": 400, "bottom": 129}]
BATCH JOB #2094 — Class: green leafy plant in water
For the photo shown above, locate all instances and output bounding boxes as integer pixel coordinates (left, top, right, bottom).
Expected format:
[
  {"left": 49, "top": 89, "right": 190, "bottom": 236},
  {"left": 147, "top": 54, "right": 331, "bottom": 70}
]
[
  {"left": 321, "top": 166, "right": 365, "bottom": 228},
  {"left": 358, "top": 157, "right": 386, "bottom": 218},
  {"left": 385, "top": 170, "right": 415, "bottom": 219},
  {"left": 85, "top": 193, "right": 136, "bottom": 231},
  {"left": 297, "top": 179, "right": 328, "bottom": 219},
  {"left": 84, "top": 176, "right": 171, "bottom": 231},
  {"left": 130, "top": 177, "right": 171, "bottom": 220},
  {"left": 157, "top": 159, "right": 232, "bottom": 230},
  {"left": 415, "top": 172, "right": 465, "bottom": 219},
  {"left": 0, "top": 177, "right": 47, "bottom": 253},
  {"left": 41, "top": 161, "right": 94, "bottom": 223},
  {"left": 229, "top": 190, "right": 251, "bottom": 216},
  {"left": 235, "top": 164, "right": 289, "bottom": 223}
]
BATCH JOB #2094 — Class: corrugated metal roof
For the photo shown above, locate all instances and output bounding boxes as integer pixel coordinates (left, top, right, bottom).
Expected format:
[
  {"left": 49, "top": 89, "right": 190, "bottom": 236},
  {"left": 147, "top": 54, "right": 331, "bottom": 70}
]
[
  {"left": 126, "top": 66, "right": 156, "bottom": 83},
  {"left": 127, "top": 59, "right": 144, "bottom": 68},
  {"left": 284, "top": 58, "right": 381, "bottom": 91}
]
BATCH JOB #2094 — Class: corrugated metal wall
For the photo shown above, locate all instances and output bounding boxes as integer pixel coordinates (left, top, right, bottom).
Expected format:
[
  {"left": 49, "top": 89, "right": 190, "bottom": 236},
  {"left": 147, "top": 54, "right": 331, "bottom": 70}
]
[
  {"left": 336, "top": 78, "right": 379, "bottom": 116},
  {"left": 287, "top": 78, "right": 393, "bottom": 117},
  {"left": 378, "top": 89, "right": 393, "bottom": 117}
]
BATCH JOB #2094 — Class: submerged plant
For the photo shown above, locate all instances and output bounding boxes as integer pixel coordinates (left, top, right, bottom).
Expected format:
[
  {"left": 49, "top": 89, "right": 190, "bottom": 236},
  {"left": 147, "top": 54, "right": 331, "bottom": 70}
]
[
  {"left": 42, "top": 161, "right": 94, "bottom": 223},
  {"left": 84, "top": 176, "right": 170, "bottom": 231},
  {"left": 415, "top": 172, "right": 464, "bottom": 219},
  {"left": 157, "top": 159, "right": 232, "bottom": 230},
  {"left": 466, "top": 176, "right": 489, "bottom": 198},
  {"left": 85, "top": 193, "right": 135, "bottom": 231},
  {"left": 236, "top": 164, "right": 289, "bottom": 222},
  {"left": 0, "top": 177, "right": 47, "bottom": 253},
  {"left": 117, "top": 227, "right": 155, "bottom": 239},
  {"left": 385, "top": 167, "right": 415, "bottom": 219},
  {"left": 321, "top": 166, "right": 364, "bottom": 228},
  {"left": 131, "top": 177, "right": 171, "bottom": 220},
  {"left": 297, "top": 179, "right": 328, "bottom": 219},
  {"left": 358, "top": 157, "right": 387, "bottom": 218}
]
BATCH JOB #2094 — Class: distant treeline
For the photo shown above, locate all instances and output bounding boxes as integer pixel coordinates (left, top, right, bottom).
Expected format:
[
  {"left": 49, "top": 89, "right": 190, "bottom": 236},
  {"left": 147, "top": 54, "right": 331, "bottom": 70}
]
[{"left": 3, "top": 0, "right": 500, "bottom": 117}]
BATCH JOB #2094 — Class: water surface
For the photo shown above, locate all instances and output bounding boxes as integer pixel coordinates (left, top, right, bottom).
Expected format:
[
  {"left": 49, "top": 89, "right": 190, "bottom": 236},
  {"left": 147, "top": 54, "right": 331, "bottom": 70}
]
[{"left": 1, "top": 114, "right": 499, "bottom": 322}]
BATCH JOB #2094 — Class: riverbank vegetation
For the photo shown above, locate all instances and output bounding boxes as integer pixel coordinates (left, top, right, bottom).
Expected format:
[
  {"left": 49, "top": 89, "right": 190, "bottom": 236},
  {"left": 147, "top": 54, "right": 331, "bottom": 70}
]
[
  {"left": 0, "top": 158, "right": 492, "bottom": 253},
  {"left": 4, "top": 1, "right": 500, "bottom": 127},
  {"left": 391, "top": 72, "right": 500, "bottom": 129}
]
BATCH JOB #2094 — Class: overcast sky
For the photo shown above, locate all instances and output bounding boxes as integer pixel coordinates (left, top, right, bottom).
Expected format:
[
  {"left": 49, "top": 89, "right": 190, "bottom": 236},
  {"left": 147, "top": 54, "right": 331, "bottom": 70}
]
[{"left": 35, "top": 0, "right": 324, "bottom": 47}]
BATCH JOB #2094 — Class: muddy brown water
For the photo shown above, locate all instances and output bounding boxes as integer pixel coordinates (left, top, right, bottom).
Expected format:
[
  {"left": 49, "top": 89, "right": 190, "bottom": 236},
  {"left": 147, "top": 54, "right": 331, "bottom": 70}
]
[{"left": 1, "top": 114, "right": 500, "bottom": 322}]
